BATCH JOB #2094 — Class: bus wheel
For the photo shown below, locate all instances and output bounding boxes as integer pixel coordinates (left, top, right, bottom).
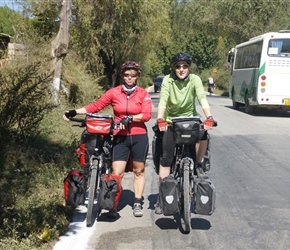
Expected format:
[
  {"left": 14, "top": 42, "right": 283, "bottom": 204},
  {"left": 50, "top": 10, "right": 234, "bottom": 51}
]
[
  {"left": 232, "top": 89, "right": 240, "bottom": 110},
  {"left": 245, "top": 93, "right": 255, "bottom": 114}
]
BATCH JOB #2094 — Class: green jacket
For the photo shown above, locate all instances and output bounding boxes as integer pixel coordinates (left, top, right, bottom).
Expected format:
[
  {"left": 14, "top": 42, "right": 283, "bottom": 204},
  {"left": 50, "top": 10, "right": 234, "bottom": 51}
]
[{"left": 158, "top": 73, "right": 209, "bottom": 123}]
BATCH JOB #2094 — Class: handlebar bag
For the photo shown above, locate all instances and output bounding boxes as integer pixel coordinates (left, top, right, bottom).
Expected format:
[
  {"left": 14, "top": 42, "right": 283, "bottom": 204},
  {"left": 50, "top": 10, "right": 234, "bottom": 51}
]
[
  {"left": 64, "top": 169, "right": 85, "bottom": 206},
  {"left": 98, "top": 173, "right": 122, "bottom": 211},
  {"left": 159, "top": 175, "right": 180, "bottom": 216},
  {"left": 194, "top": 176, "right": 216, "bottom": 215},
  {"left": 86, "top": 114, "right": 113, "bottom": 134},
  {"left": 173, "top": 120, "right": 201, "bottom": 144}
]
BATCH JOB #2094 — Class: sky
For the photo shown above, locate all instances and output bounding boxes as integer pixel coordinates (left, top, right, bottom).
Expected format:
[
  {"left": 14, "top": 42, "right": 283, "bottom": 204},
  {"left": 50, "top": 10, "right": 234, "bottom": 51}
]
[{"left": 0, "top": 0, "right": 22, "bottom": 11}]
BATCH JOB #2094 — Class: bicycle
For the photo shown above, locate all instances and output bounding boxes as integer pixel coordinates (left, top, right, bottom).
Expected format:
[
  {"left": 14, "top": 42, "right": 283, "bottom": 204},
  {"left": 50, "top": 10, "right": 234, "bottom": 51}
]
[
  {"left": 169, "top": 116, "right": 217, "bottom": 233},
  {"left": 69, "top": 113, "right": 117, "bottom": 226}
]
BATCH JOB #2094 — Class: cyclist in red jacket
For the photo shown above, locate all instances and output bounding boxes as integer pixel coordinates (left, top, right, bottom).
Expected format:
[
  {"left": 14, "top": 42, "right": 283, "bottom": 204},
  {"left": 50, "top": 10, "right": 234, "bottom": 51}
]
[{"left": 63, "top": 61, "right": 152, "bottom": 218}]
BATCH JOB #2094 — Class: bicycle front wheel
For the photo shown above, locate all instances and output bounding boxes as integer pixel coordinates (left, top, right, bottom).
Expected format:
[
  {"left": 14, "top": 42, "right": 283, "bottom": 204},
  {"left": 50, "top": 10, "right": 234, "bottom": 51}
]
[
  {"left": 182, "top": 164, "right": 191, "bottom": 233},
  {"left": 86, "top": 160, "right": 99, "bottom": 226}
]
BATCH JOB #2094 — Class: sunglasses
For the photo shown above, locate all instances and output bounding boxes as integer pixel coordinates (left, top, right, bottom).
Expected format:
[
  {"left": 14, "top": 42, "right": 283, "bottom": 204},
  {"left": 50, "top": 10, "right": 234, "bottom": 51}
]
[
  {"left": 124, "top": 73, "right": 138, "bottom": 78},
  {"left": 174, "top": 64, "right": 189, "bottom": 69}
]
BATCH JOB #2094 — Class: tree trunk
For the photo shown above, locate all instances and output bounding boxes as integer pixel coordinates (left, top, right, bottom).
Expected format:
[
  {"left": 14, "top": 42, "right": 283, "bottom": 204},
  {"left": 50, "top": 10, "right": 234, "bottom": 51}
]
[{"left": 50, "top": 0, "right": 71, "bottom": 103}]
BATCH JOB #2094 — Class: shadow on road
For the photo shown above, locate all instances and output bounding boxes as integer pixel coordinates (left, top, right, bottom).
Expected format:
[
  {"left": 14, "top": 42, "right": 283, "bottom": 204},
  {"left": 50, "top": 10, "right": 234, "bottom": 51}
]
[{"left": 155, "top": 214, "right": 211, "bottom": 234}]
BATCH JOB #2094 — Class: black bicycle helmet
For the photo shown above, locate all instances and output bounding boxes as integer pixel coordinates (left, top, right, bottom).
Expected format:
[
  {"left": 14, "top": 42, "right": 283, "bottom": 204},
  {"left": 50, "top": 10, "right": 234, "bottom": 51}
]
[
  {"left": 170, "top": 52, "right": 192, "bottom": 66},
  {"left": 121, "top": 61, "right": 141, "bottom": 74}
]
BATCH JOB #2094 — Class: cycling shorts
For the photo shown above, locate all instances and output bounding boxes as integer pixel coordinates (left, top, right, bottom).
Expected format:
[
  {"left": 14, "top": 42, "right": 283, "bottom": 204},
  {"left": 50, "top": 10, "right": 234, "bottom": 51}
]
[{"left": 112, "top": 134, "right": 149, "bottom": 162}]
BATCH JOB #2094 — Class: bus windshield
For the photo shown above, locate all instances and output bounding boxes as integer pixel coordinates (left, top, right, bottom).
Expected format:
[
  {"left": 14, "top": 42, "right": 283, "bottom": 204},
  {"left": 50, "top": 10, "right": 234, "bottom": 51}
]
[{"left": 268, "top": 39, "right": 290, "bottom": 57}]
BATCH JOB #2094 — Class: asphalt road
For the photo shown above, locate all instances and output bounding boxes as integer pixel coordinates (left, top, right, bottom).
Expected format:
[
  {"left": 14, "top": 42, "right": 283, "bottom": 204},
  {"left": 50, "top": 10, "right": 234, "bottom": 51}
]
[{"left": 54, "top": 87, "right": 290, "bottom": 250}]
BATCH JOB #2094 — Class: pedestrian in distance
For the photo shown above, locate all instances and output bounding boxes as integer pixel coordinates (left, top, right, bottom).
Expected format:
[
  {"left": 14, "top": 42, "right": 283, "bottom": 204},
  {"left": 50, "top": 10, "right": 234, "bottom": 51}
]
[
  {"left": 207, "top": 76, "right": 215, "bottom": 95},
  {"left": 63, "top": 61, "right": 152, "bottom": 218},
  {"left": 154, "top": 52, "right": 215, "bottom": 214}
]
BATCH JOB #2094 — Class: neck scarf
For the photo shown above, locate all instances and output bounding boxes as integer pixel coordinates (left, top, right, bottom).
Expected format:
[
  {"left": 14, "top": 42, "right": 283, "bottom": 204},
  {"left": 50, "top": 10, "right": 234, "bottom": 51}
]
[{"left": 122, "top": 83, "right": 138, "bottom": 95}]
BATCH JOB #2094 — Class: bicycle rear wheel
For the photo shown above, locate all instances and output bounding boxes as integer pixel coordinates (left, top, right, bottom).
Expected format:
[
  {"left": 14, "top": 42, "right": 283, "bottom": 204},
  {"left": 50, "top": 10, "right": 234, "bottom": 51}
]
[
  {"left": 86, "top": 160, "right": 99, "bottom": 226},
  {"left": 182, "top": 165, "right": 191, "bottom": 233}
]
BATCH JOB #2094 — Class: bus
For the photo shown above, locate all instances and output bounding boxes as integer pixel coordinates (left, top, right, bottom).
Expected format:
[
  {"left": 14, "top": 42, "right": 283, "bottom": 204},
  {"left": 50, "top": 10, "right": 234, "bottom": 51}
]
[{"left": 227, "top": 30, "right": 290, "bottom": 114}]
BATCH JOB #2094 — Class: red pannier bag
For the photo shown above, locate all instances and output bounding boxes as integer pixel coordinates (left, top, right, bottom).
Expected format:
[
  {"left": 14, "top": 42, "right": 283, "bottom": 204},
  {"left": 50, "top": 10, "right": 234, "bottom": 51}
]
[
  {"left": 98, "top": 173, "right": 122, "bottom": 211},
  {"left": 64, "top": 169, "right": 85, "bottom": 206},
  {"left": 86, "top": 114, "right": 113, "bottom": 134},
  {"left": 75, "top": 129, "right": 97, "bottom": 168}
]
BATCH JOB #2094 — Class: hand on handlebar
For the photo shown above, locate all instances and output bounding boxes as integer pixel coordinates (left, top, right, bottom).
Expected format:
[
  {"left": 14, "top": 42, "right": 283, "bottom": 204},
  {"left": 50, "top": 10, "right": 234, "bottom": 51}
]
[
  {"left": 119, "top": 115, "right": 133, "bottom": 130},
  {"left": 64, "top": 109, "right": 77, "bottom": 120},
  {"left": 120, "top": 115, "right": 133, "bottom": 126},
  {"left": 157, "top": 118, "right": 168, "bottom": 131},
  {"left": 203, "top": 117, "right": 214, "bottom": 130}
]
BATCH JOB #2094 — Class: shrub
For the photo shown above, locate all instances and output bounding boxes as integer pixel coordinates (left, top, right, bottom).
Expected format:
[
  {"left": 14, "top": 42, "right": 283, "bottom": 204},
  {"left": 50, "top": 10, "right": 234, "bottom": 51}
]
[{"left": 0, "top": 61, "right": 56, "bottom": 139}]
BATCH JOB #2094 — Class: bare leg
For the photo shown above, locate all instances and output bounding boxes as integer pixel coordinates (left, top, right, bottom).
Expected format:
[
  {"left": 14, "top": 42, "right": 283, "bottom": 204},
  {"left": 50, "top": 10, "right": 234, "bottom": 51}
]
[
  {"left": 112, "top": 161, "right": 127, "bottom": 184},
  {"left": 133, "top": 161, "right": 145, "bottom": 199},
  {"left": 195, "top": 140, "right": 208, "bottom": 163},
  {"left": 159, "top": 164, "right": 171, "bottom": 180}
]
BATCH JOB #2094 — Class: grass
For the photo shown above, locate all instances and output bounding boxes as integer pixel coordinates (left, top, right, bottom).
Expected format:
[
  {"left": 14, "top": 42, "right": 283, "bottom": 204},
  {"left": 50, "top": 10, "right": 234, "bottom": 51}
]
[{"left": 0, "top": 55, "right": 109, "bottom": 250}]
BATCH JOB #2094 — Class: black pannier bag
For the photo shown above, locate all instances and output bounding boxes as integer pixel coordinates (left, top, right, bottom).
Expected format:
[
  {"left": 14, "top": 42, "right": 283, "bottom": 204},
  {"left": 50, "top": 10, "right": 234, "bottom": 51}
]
[
  {"left": 152, "top": 125, "right": 163, "bottom": 175},
  {"left": 159, "top": 175, "right": 180, "bottom": 216},
  {"left": 76, "top": 129, "right": 98, "bottom": 168},
  {"left": 64, "top": 169, "right": 85, "bottom": 206},
  {"left": 98, "top": 173, "right": 122, "bottom": 211},
  {"left": 194, "top": 176, "right": 216, "bottom": 215},
  {"left": 172, "top": 118, "right": 202, "bottom": 145}
]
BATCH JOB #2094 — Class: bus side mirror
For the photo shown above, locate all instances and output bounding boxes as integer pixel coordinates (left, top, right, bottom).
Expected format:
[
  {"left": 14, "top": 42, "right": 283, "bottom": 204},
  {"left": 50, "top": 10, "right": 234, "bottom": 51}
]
[
  {"left": 227, "top": 48, "right": 235, "bottom": 63},
  {"left": 227, "top": 54, "right": 232, "bottom": 63}
]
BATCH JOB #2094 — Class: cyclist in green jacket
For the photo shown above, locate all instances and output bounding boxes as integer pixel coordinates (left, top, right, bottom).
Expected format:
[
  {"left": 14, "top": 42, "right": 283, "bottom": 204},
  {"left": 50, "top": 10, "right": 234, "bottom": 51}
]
[{"left": 155, "top": 52, "right": 215, "bottom": 214}]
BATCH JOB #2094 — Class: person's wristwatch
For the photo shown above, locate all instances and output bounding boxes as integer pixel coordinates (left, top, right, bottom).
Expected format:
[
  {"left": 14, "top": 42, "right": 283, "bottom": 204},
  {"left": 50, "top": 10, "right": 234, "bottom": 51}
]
[
  {"left": 128, "top": 115, "right": 133, "bottom": 122},
  {"left": 207, "top": 116, "right": 213, "bottom": 119}
]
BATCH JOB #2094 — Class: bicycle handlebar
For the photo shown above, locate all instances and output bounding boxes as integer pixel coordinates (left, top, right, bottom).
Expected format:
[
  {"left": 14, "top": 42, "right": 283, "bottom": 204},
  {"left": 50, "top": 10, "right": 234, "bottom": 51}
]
[
  {"left": 152, "top": 118, "right": 218, "bottom": 133},
  {"left": 68, "top": 115, "right": 121, "bottom": 130},
  {"left": 69, "top": 117, "right": 87, "bottom": 127}
]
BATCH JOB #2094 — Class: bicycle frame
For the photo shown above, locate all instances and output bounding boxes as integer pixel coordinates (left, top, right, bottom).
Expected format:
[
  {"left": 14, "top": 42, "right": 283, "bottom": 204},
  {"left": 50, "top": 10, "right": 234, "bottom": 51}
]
[
  {"left": 170, "top": 116, "right": 205, "bottom": 234},
  {"left": 86, "top": 134, "right": 113, "bottom": 226},
  {"left": 69, "top": 113, "right": 115, "bottom": 226}
]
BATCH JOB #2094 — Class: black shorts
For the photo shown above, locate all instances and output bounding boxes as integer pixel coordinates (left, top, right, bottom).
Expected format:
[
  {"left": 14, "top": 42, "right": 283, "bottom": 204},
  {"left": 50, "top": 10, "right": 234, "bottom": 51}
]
[{"left": 112, "top": 134, "right": 149, "bottom": 162}]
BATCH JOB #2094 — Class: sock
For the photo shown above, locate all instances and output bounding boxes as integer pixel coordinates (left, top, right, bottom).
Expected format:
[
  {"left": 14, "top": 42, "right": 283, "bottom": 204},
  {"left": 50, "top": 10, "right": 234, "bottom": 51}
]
[{"left": 134, "top": 198, "right": 142, "bottom": 204}]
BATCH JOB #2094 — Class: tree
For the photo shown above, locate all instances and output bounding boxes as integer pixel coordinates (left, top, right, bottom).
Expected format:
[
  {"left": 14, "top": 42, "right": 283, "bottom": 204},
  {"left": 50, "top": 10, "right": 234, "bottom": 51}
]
[
  {"left": 0, "top": 7, "right": 15, "bottom": 35},
  {"left": 50, "top": 0, "right": 72, "bottom": 103},
  {"left": 70, "top": 0, "right": 173, "bottom": 87}
]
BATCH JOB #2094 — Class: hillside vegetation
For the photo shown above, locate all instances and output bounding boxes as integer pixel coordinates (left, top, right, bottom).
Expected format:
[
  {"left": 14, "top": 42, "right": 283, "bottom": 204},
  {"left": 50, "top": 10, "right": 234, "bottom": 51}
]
[{"left": 1, "top": 0, "right": 290, "bottom": 249}]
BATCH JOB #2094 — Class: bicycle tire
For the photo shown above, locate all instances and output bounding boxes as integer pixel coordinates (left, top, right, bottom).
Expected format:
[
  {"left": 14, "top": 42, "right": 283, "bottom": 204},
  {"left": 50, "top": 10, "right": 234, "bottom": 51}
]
[
  {"left": 182, "top": 164, "right": 191, "bottom": 233},
  {"left": 86, "top": 161, "right": 99, "bottom": 226}
]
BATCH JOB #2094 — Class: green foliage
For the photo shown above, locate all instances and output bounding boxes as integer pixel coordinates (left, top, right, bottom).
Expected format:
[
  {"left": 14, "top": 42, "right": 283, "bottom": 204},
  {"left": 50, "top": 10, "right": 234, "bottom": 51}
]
[
  {"left": 0, "top": 61, "right": 56, "bottom": 139},
  {"left": 70, "top": 0, "right": 173, "bottom": 87},
  {"left": 21, "top": 0, "right": 61, "bottom": 39},
  {"left": 0, "top": 53, "right": 97, "bottom": 249},
  {"left": 0, "top": 131, "right": 78, "bottom": 250},
  {"left": 0, "top": 6, "right": 16, "bottom": 36},
  {"left": 61, "top": 52, "right": 105, "bottom": 106}
]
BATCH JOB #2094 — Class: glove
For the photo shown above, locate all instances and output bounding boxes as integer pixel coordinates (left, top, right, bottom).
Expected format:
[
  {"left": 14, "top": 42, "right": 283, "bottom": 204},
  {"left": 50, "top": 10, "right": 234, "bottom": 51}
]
[
  {"left": 203, "top": 116, "right": 214, "bottom": 127},
  {"left": 120, "top": 115, "right": 133, "bottom": 126},
  {"left": 64, "top": 110, "right": 77, "bottom": 119},
  {"left": 157, "top": 118, "right": 168, "bottom": 130}
]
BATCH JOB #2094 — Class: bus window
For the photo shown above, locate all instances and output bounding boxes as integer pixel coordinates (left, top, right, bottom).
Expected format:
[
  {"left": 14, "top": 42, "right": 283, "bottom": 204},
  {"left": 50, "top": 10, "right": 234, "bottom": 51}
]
[
  {"left": 234, "top": 41, "right": 262, "bottom": 69},
  {"left": 268, "top": 39, "right": 290, "bottom": 56}
]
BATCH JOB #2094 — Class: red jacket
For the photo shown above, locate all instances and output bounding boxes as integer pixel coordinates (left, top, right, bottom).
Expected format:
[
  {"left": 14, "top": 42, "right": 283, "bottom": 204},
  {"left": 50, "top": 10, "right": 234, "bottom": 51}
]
[{"left": 84, "top": 85, "right": 152, "bottom": 136}]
